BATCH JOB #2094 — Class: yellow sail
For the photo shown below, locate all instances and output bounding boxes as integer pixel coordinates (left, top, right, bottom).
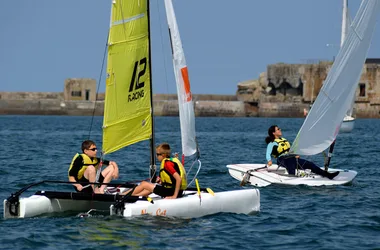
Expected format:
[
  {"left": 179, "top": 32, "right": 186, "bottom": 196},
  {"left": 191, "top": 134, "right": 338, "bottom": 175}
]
[{"left": 103, "top": 0, "right": 152, "bottom": 154}]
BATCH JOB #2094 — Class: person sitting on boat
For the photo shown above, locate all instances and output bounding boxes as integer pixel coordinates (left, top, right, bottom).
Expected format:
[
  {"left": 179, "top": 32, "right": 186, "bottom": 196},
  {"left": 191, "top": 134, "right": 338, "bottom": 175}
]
[
  {"left": 68, "top": 140, "right": 119, "bottom": 194},
  {"left": 123, "top": 142, "right": 187, "bottom": 199},
  {"left": 265, "top": 125, "right": 339, "bottom": 180}
]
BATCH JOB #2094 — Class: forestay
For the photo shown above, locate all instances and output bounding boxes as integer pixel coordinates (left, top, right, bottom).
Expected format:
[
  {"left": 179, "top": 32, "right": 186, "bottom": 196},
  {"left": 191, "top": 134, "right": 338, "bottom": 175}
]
[
  {"left": 164, "top": 0, "right": 197, "bottom": 157},
  {"left": 291, "top": 0, "right": 380, "bottom": 155},
  {"left": 103, "top": 0, "right": 152, "bottom": 154}
]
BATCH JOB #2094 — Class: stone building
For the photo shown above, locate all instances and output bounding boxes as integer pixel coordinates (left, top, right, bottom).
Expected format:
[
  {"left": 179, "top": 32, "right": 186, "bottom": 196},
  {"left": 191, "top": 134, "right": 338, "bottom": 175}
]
[
  {"left": 355, "top": 58, "right": 380, "bottom": 117},
  {"left": 64, "top": 78, "right": 97, "bottom": 101},
  {"left": 237, "top": 58, "right": 380, "bottom": 118}
]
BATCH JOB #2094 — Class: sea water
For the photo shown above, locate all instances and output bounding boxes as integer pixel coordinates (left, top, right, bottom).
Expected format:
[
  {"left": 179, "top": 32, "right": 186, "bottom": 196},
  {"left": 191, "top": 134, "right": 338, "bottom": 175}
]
[{"left": 0, "top": 115, "right": 379, "bottom": 249}]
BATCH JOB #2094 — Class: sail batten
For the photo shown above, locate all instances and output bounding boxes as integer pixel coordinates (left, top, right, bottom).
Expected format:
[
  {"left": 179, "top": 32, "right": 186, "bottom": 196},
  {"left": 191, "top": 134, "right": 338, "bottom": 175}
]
[
  {"left": 103, "top": 0, "right": 152, "bottom": 155},
  {"left": 291, "top": 0, "right": 380, "bottom": 156},
  {"left": 112, "top": 13, "right": 145, "bottom": 26},
  {"left": 164, "top": 0, "right": 197, "bottom": 157}
]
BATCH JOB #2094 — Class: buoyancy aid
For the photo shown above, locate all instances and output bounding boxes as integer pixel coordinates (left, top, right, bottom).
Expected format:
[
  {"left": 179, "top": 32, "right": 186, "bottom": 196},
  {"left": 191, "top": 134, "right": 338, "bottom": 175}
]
[
  {"left": 271, "top": 138, "right": 291, "bottom": 158},
  {"left": 68, "top": 153, "right": 99, "bottom": 180},
  {"left": 159, "top": 157, "right": 187, "bottom": 190}
]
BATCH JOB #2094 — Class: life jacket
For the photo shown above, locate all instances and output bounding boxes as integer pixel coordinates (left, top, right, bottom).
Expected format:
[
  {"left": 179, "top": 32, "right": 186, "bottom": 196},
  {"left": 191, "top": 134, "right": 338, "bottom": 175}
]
[
  {"left": 159, "top": 157, "right": 187, "bottom": 190},
  {"left": 68, "top": 153, "right": 99, "bottom": 180},
  {"left": 271, "top": 138, "right": 291, "bottom": 158}
]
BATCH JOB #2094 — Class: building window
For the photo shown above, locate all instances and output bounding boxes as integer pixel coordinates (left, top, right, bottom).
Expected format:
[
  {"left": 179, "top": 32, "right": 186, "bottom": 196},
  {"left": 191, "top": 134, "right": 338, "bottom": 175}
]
[
  {"left": 71, "top": 91, "right": 82, "bottom": 97},
  {"left": 359, "top": 83, "right": 366, "bottom": 97},
  {"left": 85, "top": 89, "right": 90, "bottom": 101}
]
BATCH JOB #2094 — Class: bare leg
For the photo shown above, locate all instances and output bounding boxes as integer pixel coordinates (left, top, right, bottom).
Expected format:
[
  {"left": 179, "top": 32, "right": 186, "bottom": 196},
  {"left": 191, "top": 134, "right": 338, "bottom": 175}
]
[
  {"left": 134, "top": 189, "right": 153, "bottom": 197},
  {"left": 122, "top": 181, "right": 155, "bottom": 197},
  {"left": 99, "top": 166, "right": 115, "bottom": 192},
  {"left": 83, "top": 165, "right": 100, "bottom": 193}
]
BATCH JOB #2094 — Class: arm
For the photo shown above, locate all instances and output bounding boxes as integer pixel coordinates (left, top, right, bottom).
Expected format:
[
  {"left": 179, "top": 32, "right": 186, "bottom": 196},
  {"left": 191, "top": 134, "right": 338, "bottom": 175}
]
[
  {"left": 156, "top": 176, "right": 162, "bottom": 184},
  {"left": 165, "top": 172, "right": 182, "bottom": 199},
  {"left": 68, "top": 176, "right": 83, "bottom": 191},
  {"left": 163, "top": 161, "right": 182, "bottom": 199},
  {"left": 266, "top": 142, "right": 275, "bottom": 166},
  {"left": 68, "top": 156, "right": 83, "bottom": 190}
]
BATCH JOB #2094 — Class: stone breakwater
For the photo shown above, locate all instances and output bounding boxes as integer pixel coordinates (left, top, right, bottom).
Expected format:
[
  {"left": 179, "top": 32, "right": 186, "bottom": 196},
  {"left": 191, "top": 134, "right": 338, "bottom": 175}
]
[
  {"left": 0, "top": 92, "right": 377, "bottom": 118},
  {"left": 0, "top": 94, "right": 253, "bottom": 117}
]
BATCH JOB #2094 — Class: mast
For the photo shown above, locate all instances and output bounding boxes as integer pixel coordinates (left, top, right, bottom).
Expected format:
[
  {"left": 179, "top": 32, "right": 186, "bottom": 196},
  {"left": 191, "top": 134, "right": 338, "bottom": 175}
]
[
  {"left": 325, "top": 0, "right": 349, "bottom": 170},
  {"left": 147, "top": 0, "right": 156, "bottom": 181},
  {"left": 342, "top": 0, "right": 356, "bottom": 118},
  {"left": 324, "top": 140, "right": 336, "bottom": 170}
]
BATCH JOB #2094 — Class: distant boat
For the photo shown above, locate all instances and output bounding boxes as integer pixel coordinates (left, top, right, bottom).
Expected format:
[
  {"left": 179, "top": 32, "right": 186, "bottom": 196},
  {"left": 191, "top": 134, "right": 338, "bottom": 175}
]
[{"left": 227, "top": 0, "right": 380, "bottom": 187}]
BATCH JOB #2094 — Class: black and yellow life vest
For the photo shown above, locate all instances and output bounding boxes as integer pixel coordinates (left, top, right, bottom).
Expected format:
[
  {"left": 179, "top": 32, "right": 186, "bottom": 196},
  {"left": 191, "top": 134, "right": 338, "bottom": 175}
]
[
  {"left": 68, "top": 153, "right": 99, "bottom": 180},
  {"left": 271, "top": 138, "right": 291, "bottom": 158},
  {"left": 159, "top": 157, "right": 187, "bottom": 190}
]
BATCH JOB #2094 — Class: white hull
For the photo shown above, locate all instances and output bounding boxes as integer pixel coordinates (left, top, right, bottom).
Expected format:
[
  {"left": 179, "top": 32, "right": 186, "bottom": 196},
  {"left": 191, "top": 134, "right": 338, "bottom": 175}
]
[
  {"left": 339, "top": 116, "right": 355, "bottom": 133},
  {"left": 112, "top": 189, "right": 259, "bottom": 218},
  {"left": 4, "top": 189, "right": 260, "bottom": 219},
  {"left": 3, "top": 195, "right": 115, "bottom": 219},
  {"left": 227, "top": 164, "right": 357, "bottom": 187}
]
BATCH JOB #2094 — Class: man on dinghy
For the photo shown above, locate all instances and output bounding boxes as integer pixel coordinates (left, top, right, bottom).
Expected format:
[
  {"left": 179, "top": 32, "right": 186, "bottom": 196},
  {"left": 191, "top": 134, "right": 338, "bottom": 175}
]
[
  {"left": 68, "top": 140, "right": 119, "bottom": 194},
  {"left": 123, "top": 143, "right": 186, "bottom": 199},
  {"left": 266, "top": 125, "right": 339, "bottom": 180}
]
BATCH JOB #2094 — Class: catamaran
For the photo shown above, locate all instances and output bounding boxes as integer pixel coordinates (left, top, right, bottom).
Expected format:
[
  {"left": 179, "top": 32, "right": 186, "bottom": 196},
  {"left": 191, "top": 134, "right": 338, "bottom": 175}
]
[
  {"left": 4, "top": 0, "right": 260, "bottom": 219},
  {"left": 227, "top": 0, "right": 380, "bottom": 187}
]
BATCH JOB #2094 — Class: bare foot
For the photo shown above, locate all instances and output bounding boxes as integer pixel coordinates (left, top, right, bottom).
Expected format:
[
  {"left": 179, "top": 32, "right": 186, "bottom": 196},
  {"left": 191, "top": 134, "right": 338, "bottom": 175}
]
[{"left": 94, "top": 187, "right": 103, "bottom": 194}]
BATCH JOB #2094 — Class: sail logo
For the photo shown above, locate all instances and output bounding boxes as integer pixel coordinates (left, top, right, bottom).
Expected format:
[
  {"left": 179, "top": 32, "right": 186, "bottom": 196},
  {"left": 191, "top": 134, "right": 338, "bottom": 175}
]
[
  {"left": 140, "top": 208, "right": 167, "bottom": 216},
  {"left": 181, "top": 67, "right": 192, "bottom": 102},
  {"left": 128, "top": 58, "right": 147, "bottom": 102}
]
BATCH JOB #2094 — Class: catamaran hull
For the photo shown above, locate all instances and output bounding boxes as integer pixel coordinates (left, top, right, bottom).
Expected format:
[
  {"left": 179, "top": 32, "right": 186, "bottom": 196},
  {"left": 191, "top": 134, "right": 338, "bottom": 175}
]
[
  {"left": 227, "top": 164, "right": 357, "bottom": 187},
  {"left": 111, "top": 189, "right": 260, "bottom": 218},
  {"left": 3, "top": 194, "right": 118, "bottom": 219},
  {"left": 339, "top": 116, "right": 355, "bottom": 133},
  {"left": 4, "top": 189, "right": 260, "bottom": 219}
]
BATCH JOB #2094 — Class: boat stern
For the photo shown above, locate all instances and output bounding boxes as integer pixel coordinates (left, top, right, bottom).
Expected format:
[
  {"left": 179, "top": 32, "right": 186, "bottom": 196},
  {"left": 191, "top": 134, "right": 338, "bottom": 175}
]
[
  {"left": 4, "top": 198, "right": 19, "bottom": 219},
  {"left": 4, "top": 194, "right": 54, "bottom": 219}
]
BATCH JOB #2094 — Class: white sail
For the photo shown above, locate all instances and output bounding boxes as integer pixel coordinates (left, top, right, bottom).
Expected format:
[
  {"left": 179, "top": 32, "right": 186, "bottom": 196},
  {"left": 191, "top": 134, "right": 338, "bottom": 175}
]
[
  {"left": 164, "top": 0, "right": 197, "bottom": 157},
  {"left": 291, "top": 0, "right": 380, "bottom": 155}
]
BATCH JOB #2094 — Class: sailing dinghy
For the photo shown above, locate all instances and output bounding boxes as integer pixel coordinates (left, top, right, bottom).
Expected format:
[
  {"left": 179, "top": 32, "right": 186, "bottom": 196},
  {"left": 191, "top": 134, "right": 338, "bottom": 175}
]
[
  {"left": 4, "top": 0, "right": 260, "bottom": 219},
  {"left": 227, "top": 0, "right": 380, "bottom": 187}
]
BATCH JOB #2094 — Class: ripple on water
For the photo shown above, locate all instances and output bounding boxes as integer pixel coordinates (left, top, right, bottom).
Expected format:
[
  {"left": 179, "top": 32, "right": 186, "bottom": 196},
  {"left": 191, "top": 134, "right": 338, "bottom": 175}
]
[{"left": 1, "top": 116, "right": 380, "bottom": 249}]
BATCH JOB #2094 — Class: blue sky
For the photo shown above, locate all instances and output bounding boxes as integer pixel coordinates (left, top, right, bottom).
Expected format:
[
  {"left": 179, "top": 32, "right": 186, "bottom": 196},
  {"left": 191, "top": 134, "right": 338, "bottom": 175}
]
[{"left": 0, "top": 0, "right": 379, "bottom": 95}]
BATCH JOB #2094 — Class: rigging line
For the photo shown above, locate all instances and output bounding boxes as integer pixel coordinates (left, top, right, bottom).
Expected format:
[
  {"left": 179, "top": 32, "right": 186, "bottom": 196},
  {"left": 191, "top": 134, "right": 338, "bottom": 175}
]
[
  {"left": 156, "top": 0, "right": 171, "bottom": 95},
  {"left": 88, "top": 32, "right": 109, "bottom": 139}
]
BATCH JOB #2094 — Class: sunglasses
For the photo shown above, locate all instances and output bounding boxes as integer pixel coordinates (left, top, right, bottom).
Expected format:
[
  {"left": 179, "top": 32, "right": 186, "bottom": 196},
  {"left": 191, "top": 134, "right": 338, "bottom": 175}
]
[
  {"left": 156, "top": 153, "right": 163, "bottom": 156},
  {"left": 88, "top": 148, "right": 97, "bottom": 151}
]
